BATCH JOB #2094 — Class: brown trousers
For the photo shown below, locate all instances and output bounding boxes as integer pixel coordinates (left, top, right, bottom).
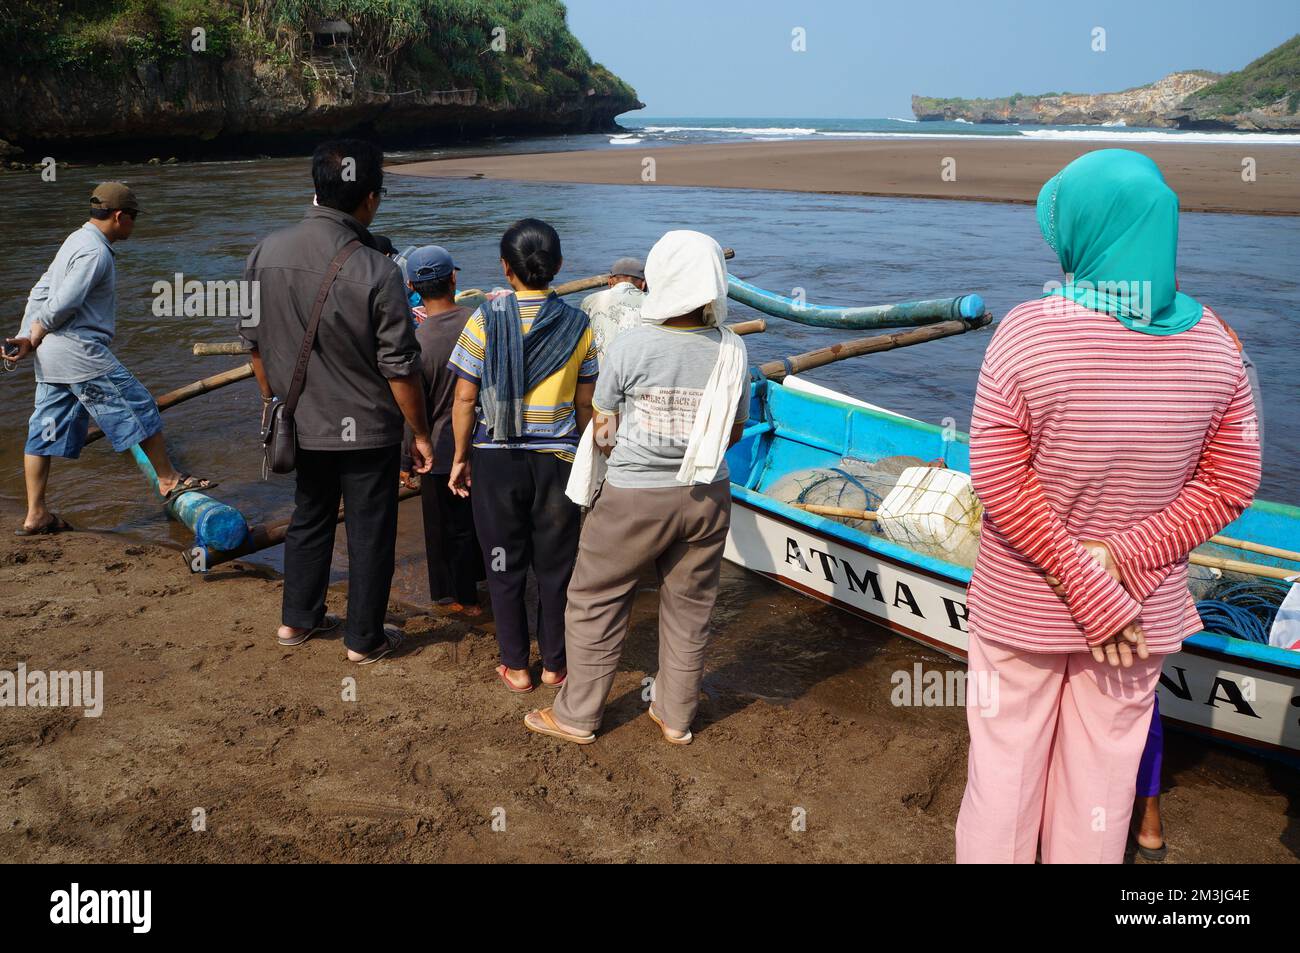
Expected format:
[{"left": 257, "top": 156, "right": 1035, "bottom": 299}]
[{"left": 552, "top": 480, "right": 731, "bottom": 734}]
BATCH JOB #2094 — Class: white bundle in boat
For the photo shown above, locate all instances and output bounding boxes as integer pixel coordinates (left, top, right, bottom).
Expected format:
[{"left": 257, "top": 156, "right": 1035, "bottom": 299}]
[{"left": 876, "top": 467, "right": 983, "bottom": 557}]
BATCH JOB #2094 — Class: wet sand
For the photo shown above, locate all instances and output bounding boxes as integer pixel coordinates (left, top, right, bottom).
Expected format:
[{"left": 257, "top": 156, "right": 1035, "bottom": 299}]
[
  {"left": 390, "top": 139, "right": 1300, "bottom": 215},
  {"left": 2, "top": 514, "right": 1297, "bottom": 863}
]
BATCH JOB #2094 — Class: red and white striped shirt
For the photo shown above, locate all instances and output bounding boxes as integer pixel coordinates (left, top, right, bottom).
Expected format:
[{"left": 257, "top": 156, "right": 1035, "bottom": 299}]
[{"left": 967, "top": 297, "right": 1261, "bottom": 655}]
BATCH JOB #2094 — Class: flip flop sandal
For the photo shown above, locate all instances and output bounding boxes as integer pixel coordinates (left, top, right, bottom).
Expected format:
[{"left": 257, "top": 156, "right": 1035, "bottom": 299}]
[
  {"left": 162, "top": 474, "right": 219, "bottom": 504},
  {"left": 648, "top": 706, "right": 693, "bottom": 746},
  {"left": 354, "top": 626, "right": 404, "bottom": 665},
  {"left": 14, "top": 514, "right": 72, "bottom": 537},
  {"left": 523, "top": 707, "right": 595, "bottom": 745},
  {"left": 496, "top": 664, "right": 535, "bottom": 693},
  {"left": 277, "top": 614, "right": 341, "bottom": 647},
  {"left": 540, "top": 670, "right": 567, "bottom": 688}
]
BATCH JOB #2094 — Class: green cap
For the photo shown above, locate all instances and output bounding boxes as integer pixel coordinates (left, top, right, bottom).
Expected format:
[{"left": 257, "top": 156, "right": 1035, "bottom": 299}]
[{"left": 90, "top": 182, "right": 142, "bottom": 213}]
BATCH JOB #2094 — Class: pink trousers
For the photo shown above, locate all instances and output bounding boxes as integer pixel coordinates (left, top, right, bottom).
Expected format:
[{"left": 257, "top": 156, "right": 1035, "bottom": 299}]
[{"left": 955, "top": 631, "right": 1163, "bottom": 864}]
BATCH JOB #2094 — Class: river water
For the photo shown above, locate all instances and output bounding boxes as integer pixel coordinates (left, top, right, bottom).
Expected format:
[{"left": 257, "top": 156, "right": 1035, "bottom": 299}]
[{"left": 1, "top": 135, "right": 1297, "bottom": 604}]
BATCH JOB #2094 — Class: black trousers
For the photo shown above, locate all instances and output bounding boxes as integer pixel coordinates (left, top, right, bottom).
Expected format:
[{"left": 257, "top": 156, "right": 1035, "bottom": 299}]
[
  {"left": 420, "top": 472, "right": 485, "bottom": 605},
  {"left": 470, "top": 448, "right": 580, "bottom": 672},
  {"left": 282, "top": 445, "right": 400, "bottom": 654}
]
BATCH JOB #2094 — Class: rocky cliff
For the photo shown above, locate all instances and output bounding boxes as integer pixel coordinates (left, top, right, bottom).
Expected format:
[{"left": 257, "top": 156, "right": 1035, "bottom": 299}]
[
  {"left": 0, "top": 1, "right": 642, "bottom": 161},
  {"left": 912, "top": 34, "right": 1300, "bottom": 132},
  {"left": 912, "top": 72, "right": 1220, "bottom": 128},
  {"left": 1166, "top": 34, "right": 1300, "bottom": 131}
]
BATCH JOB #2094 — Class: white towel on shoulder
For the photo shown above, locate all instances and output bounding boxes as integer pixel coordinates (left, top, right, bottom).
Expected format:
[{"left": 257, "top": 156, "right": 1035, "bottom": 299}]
[
  {"left": 565, "top": 420, "right": 607, "bottom": 507},
  {"left": 677, "top": 326, "right": 747, "bottom": 485}
]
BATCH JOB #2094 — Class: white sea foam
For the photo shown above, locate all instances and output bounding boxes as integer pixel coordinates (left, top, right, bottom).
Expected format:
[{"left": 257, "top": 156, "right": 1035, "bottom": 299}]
[
  {"left": 813, "top": 130, "right": 1016, "bottom": 139},
  {"left": 609, "top": 135, "right": 643, "bottom": 144},
  {"left": 641, "top": 125, "right": 818, "bottom": 136},
  {"left": 1019, "top": 128, "right": 1300, "bottom": 144},
  {"left": 622, "top": 121, "right": 1300, "bottom": 146}
]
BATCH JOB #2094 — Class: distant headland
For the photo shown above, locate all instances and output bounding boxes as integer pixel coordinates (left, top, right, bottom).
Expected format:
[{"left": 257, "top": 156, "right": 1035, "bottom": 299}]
[{"left": 913, "top": 34, "right": 1300, "bottom": 132}]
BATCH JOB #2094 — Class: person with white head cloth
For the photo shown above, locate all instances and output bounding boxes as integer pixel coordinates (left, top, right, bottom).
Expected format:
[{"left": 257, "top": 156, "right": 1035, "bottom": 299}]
[{"left": 525, "top": 230, "right": 749, "bottom": 745}]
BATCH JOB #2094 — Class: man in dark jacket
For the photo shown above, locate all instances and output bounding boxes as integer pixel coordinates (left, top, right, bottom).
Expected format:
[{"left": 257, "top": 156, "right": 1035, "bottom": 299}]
[{"left": 241, "top": 139, "right": 432, "bottom": 664}]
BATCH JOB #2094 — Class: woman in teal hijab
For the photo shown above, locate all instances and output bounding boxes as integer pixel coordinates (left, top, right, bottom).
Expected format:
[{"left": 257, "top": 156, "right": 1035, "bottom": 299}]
[
  {"left": 1037, "top": 148, "right": 1202, "bottom": 335},
  {"left": 961, "top": 149, "right": 1244, "bottom": 864},
  {"left": 1038, "top": 148, "right": 1201, "bottom": 863}
]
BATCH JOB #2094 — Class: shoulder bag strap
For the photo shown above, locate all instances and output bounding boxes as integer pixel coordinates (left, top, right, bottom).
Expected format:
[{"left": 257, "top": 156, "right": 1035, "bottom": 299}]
[{"left": 283, "top": 238, "right": 363, "bottom": 418}]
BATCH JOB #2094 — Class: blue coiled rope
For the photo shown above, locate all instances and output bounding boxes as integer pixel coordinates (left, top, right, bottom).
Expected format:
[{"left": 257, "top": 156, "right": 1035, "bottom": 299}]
[{"left": 1196, "top": 581, "right": 1293, "bottom": 644}]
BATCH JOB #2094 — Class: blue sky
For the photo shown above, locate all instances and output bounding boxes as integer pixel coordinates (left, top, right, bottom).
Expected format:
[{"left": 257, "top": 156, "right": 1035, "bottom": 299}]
[{"left": 565, "top": 0, "right": 1300, "bottom": 118}]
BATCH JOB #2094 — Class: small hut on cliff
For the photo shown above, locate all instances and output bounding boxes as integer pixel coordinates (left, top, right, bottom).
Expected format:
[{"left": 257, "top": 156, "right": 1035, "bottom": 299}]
[{"left": 305, "top": 19, "right": 357, "bottom": 79}]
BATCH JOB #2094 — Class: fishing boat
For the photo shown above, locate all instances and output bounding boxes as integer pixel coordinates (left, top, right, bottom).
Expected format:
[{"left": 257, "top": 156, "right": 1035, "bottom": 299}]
[{"left": 723, "top": 374, "right": 1300, "bottom": 764}]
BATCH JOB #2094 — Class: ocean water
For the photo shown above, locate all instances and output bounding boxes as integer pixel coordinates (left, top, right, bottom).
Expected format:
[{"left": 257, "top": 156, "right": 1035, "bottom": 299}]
[
  {"left": 613, "top": 115, "right": 1300, "bottom": 146},
  {"left": 0, "top": 133, "right": 1295, "bottom": 595}
]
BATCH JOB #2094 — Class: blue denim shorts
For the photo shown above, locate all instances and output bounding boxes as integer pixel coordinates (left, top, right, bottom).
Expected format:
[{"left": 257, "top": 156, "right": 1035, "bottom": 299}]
[{"left": 24, "top": 363, "right": 164, "bottom": 459}]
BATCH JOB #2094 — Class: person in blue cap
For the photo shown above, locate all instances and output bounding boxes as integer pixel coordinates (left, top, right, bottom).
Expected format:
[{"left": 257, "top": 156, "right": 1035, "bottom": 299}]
[
  {"left": 393, "top": 244, "right": 427, "bottom": 319},
  {"left": 401, "top": 245, "right": 485, "bottom": 613}
]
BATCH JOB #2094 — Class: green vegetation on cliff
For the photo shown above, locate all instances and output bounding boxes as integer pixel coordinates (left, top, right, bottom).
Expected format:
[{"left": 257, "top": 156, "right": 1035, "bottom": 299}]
[
  {"left": 0, "top": 0, "right": 636, "bottom": 107},
  {"left": 1182, "top": 33, "right": 1300, "bottom": 115}
]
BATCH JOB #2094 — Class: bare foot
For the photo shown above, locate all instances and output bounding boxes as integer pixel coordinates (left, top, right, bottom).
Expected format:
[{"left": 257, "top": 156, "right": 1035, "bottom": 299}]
[
  {"left": 22, "top": 509, "right": 52, "bottom": 533},
  {"left": 540, "top": 668, "right": 566, "bottom": 686},
  {"left": 1134, "top": 795, "right": 1164, "bottom": 850}
]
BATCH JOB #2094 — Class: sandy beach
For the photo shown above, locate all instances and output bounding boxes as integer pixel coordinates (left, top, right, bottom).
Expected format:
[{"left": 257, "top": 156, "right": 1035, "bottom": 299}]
[
  {"left": 390, "top": 139, "right": 1300, "bottom": 215},
  {"left": 2, "top": 513, "right": 1296, "bottom": 863}
]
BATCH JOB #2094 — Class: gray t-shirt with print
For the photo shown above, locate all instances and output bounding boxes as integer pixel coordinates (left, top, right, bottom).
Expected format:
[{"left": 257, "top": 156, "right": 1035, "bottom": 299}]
[{"left": 593, "top": 324, "right": 749, "bottom": 488}]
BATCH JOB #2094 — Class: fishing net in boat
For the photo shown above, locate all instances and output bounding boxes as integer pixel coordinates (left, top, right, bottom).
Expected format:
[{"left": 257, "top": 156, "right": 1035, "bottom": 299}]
[
  {"left": 766, "top": 457, "right": 984, "bottom": 567},
  {"left": 769, "top": 458, "right": 1297, "bottom": 645},
  {"left": 766, "top": 455, "right": 925, "bottom": 533}
]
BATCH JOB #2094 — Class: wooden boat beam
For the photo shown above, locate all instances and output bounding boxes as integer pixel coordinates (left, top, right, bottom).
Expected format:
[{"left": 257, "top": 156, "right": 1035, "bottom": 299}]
[{"left": 755, "top": 313, "right": 993, "bottom": 381}]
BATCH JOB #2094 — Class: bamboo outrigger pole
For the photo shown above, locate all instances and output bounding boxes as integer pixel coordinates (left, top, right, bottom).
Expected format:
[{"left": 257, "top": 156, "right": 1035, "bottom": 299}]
[
  {"left": 790, "top": 503, "right": 1300, "bottom": 582},
  {"left": 1207, "top": 535, "right": 1300, "bottom": 564},
  {"left": 193, "top": 342, "right": 250, "bottom": 356},
  {"left": 756, "top": 313, "right": 993, "bottom": 381}
]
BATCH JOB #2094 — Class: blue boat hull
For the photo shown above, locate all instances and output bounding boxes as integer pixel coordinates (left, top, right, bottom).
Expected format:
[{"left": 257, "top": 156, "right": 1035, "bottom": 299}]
[{"left": 723, "top": 378, "right": 1300, "bottom": 764}]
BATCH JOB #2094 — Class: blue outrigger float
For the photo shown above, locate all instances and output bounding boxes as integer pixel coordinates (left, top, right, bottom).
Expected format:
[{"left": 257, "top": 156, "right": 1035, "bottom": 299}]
[{"left": 723, "top": 375, "right": 1300, "bottom": 764}]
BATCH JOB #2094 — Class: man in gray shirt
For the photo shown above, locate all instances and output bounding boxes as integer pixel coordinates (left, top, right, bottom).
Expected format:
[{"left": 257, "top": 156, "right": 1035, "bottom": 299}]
[
  {"left": 241, "top": 139, "right": 432, "bottom": 664},
  {"left": 7, "top": 183, "right": 216, "bottom": 536}
]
